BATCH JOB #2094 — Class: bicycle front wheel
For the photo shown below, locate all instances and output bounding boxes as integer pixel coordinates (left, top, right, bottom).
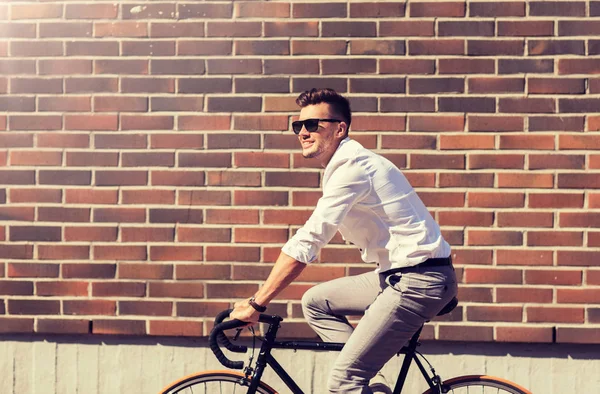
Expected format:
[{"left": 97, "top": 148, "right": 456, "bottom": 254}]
[
  {"left": 422, "top": 375, "right": 532, "bottom": 394},
  {"left": 159, "top": 370, "right": 278, "bottom": 394}
]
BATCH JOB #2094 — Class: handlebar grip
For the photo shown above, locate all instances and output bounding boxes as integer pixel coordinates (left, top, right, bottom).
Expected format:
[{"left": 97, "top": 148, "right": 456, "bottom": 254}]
[
  {"left": 209, "top": 317, "right": 247, "bottom": 370},
  {"left": 214, "top": 309, "right": 248, "bottom": 354}
]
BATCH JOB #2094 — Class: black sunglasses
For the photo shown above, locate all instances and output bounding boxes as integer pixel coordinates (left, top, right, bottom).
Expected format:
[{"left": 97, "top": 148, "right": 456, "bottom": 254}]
[{"left": 292, "top": 118, "right": 342, "bottom": 134}]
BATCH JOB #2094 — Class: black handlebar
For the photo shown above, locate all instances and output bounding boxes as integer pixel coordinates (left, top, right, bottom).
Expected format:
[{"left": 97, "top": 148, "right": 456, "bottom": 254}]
[{"left": 208, "top": 309, "right": 283, "bottom": 370}]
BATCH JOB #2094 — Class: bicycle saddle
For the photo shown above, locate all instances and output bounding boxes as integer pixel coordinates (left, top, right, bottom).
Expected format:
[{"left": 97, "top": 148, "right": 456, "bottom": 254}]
[{"left": 437, "top": 297, "right": 458, "bottom": 316}]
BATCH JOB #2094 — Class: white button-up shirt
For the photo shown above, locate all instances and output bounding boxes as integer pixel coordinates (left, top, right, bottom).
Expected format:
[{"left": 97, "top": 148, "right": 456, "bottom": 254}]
[{"left": 282, "top": 138, "right": 451, "bottom": 273}]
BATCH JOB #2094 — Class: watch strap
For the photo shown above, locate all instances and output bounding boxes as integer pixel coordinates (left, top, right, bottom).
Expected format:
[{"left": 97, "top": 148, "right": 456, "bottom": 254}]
[{"left": 248, "top": 296, "right": 267, "bottom": 313}]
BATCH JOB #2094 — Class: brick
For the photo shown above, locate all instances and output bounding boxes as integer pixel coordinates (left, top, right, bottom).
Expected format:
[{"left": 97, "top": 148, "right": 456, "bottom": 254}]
[
  {"left": 557, "top": 328, "right": 600, "bottom": 344},
  {"left": 418, "top": 191, "right": 465, "bottom": 208},
  {"left": 176, "top": 301, "right": 229, "bottom": 318},
  {"left": 468, "top": 116, "right": 523, "bottom": 132},
  {"left": 529, "top": 40, "right": 585, "bottom": 56},
  {"left": 558, "top": 174, "right": 600, "bottom": 189},
  {"left": 8, "top": 263, "right": 58, "bottom": 278},
  {"left": 498, "top": 212, "right": 553, "bottom": 228},
  {"left": 205, "top": 246, "right": 259, "bottom": 262},
  {"left": 122, "top": 77, "right": 174, "bottom": 94},
  {"left": 234, "top": 228, "right": 288, "bottom": 244},
  {"left": 11, "top": 3, "right": 63, "bottom": 19},
  {"left": 439, "top": 59, "right": 494, "bottom": 74},
  {"left": 11, "top": 79, "right": 62, "bottom": 94},
  {"left": 37, "top": 281, "right": 88, "bottom": 297},
  {"left": 464, "top": 268, "right": 521, "bottom": 284},
  {"left": 176, "top": 264, "right": 230, "bottom": 280},
  {"left": 557, "top": 251, "right": 600, "bottom": 267},
  {"left": 148, "top": 320, "right": 203, "bottom": 337},
  {"left": 528, "top": 307, "right": 585, "bottom": 323},
  {"left": 148, "top": 282, "right": 204, "bottom": 299},
  {"left": 235, "top": 2, "right": 288, "bottom": 18},
  {"left": 468, "top": 192, "right": 524, "bottom": 208},
  {"left": 150, "top": 246, "right": 203, "bottom": 262},
  {"left": 264, "top": 96, "right": 298, "bottom": 112},
  {"left": 497, "top": 173, "right": 553, "bottom": 188},
  {"left": 206, "top": 134, "right": 260, "bottom": 150},
  {"left": 39, "top": 22, "right": 92, "bottom": 38},
  {"left": 236, "top": 40, "right": 289, "bottom": 56},
  {"left": 409, "top": 77, "right": 463, "bottom": 94},
  {"left": 350, "top": 39, "right": 404, "bottom": 56},
  {"left": 525, "top": 269, "right": 582, "bottom": 286},
  {"left": 496, "top": 326, "right": 553, "bottom": 343},
  {"left": 119, "top": 301, "right": 172, "bottom": 316},
  {"left": 38, "top": 96, "right": 91, "bottom": 112},
  {"left": 457, "top": 287, "right": 493, "bottom": 303},
  {"left": 409, "top": 116, "right": 464, "bottom": 132},
  {"left": 469, "top": 2, "right": 525, "bottom": 17},
  {"left": 65, "top": 77, "right": 118, "bottom": 93},
  {"left": 236, "top": 77, "right": 290, "bottom": 93},
  {"left": 37, "top": 319, "right": 90, "bottom": 335},
  {"left": 207, "top": 58, "right": 261, "bottom": 75},
  {"left": 468, "top": 230, "right": 523, "bottom": 246},
  {"left": 439, "top": 97, "right": 495, "bottom": 113},
  {"left": 350, "top": 78, "right": 405, "bottom": 94},
  {"left": 468, "top": 77, "right": 524, "bottom": 93},
  {"left": 150, "top": 170, "right": 205, "bottom": 186},
  {"left": 207, "top": 171, "right": 260, "bottom": 187},
  {"left": 500, "top": 135, "right": 555, "bottom": 150},
  {"left": 528, "top": 231, "right": 582, "bottom": 247},
  {"left": 93, "top": 207, "right": 145, "bottom": 223},
  {"left": 468, "top": 40, "right": 524, "bottom": 56},
  {"left": 64, "top": 226, "right": 117, "bottom": 242},
  {"left": 0, "top": 23, "right": 36, "bottom": 38},
  {"left": 150, "top": 22, "right": 203, "bottom": 38},
  {"left": 121, "top": 227, "right": 174, "bottom": 242},
  {"left": 499, "top": 59, "right": 554, "bottom": 74},
  {"left": 178, "top": 190, "right": 231, "bottom": 206},
  {"left": 410, "top": 2, "right": 464, "bottom": 17},
  {"left": 207, "top": 21, "right": 262, "bottom": 37},
  {"left": 530, "top": 1, "right": 585, "bottom": 16},
  {"left": 178, "top": 115, "right": 230, "bottom": 130},
  {"left": 234, "top": 190, "right": 288, "bottom": 206},
  {"left": 350, "top": 2, "right": 405, "bottom": 17},
  {"left": 65, "top": 189, "right": 118, "bottom": 204},
  {"left": 92, "top": 320, "right": 145, "bottom": 335},
  {"left": 497, "top": 250, "right": 553, "bottom": 266},
  {"left": 0, "top": 318, "right": 33, "bottom": 333},
  {"left": 66, "top": 41, "right": 119, "bottom": 56},
  {"left": 529, "top": 193, "right": 584, "bottom": 208},
  {"left": 92, "top": 282, "right": 145, "bottom": 297},
  {"left": 439, "top": 21, "right": 494, "bottom": 37},
  {"left": 94, "top": 96, "right": 148, "bottom": 112},
  {"left": 95, "top": 170, "right": 147, "bottom": 186},
  {"left": 468, "top": 154, "right": 524, "bottom": 169},
  {"left": 264, "top": 59, "right": 319, "bottom": 75},
  {"left": 0, "top": 207, "right": 35, "bottom": 222},
  {"left": 177, "top": 227, "right": 230, "bottom": 243},
  {"left": 10, "top": 226, "right": 61, "bottom": 242},
  {"left": 265, "top": 171, "right": 319, "bottom": 188},
  {"left": 0, "top": 280, "right": 33, "bottom": 295},
  {"left": 499, "top": 98, "right": 555, "bottom": 114},
  {"left": 95, "top": 59, "right": 148, "bottom": 75},
  {"left": 438, "top": 325, "right": 493, "bottom": 341},
  {"left": 468, "top": 305, "right": 523, "bottom": 322},
  {"left": 41, "top": 58, "right": 94, "bottom": 75},
  {"left": 178, "top": 40, "right": 231, "bottom": 56},
  {"left": 39, "top": 207, "right": 90, "bottom": 223},
  {"left": 529, "top": 116, "right": 584, "bottom": 132},
  {"left": 322, "top": 22, "right": 376, "bottom": 38},
  {"left": 499, "top": 21, "right": 554, "bottom": 37},
  {"left": 10, "top": 41, "right": 63, "bottom": 57},
  {"left": 560, "top": 135, "right": 600, "bottom": 150},
  {"left": 9, "top": 188, "right": 61, "bottom": 203},
  {"left": 206, "top": 97, "right": 261, "bottom": 112},
  {"left": 381, "top": 135, "right": 434, "bottom": 150},
  {"left": 381, "top": 97, "right": 434, "bottom": 113},
  {"left": 149, "top": 208, "right": 202, "bottom": 224},
  {"left": 205, "top": 209, "right": 259, "bottom": 225},
  {"left": 122, "top": 3, "right": 175, "bottom": 20},
  {"left": 8, "top": 300, "right": 60, "bottom": 315},
  {"left": 150, "top": 59, "right": 204, "bottom": 75},
  {"left": 63, "top": 264, "right": 115, "bottom": 279},
  {"left": 438, "top": 211, "right": 493, "bottom": 227},
  {"left": 292, "top": 3, "right": 346, "bottom": 18},
  {"left": 380, "top": 59, "right": 435, "bottom": 75},
  {"left": 379, "top": 21, "right": 434, "bottom": 37},
  {"left": 65, "top": 115, "right": 118, "bottom": 131},
  {"left": 151, "top": 97, "right": 203, "bottom": 112},
  {"left": 63, "top": 300, "right": 117, "bottom": 316},
  {"left": 10, "top": 151, "right": 62, "bottom": 166},
  {"left": 121, "top": 152, "right": 175, "bottom": 167},
  {"left": 558, "top": 288, "right": 600, "bottom": 304},
  {"left": 122, "top": 190, "right": 175, "bottom": 205},
  {"left": 94, "top": 22, "right": 147, "bottom": 38},
  {"left": 0, "top": 59, "right": 36, "bottom": 74},
  {"left": 0, "top": 96, "right": 34, "bottom": 112},
  {"left": 119, "top": 264, "right": 173, "bottom": 280},
  {"left": 179, "top": 3, "right": 232, "bottom": 18}
]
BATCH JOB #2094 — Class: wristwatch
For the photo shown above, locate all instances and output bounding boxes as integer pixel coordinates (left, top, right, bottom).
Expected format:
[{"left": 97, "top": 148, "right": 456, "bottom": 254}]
[{"left": 248, "top": 296, "right": 267, "bottom": 313}]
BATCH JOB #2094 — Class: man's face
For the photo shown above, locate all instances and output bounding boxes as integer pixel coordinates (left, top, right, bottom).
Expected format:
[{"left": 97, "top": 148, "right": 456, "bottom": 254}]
[{"left": 297, "top": 103, "right": 346, "bottom": 165}]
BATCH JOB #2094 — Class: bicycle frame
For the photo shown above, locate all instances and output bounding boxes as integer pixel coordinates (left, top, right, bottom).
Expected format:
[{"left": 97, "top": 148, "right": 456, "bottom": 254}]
[{"left": 245, "top": 321, "right": 440, "bottom": 394}]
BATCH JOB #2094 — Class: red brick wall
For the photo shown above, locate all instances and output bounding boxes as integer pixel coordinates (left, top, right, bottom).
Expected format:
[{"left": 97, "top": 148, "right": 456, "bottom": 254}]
[{"left": 0, "top": 1, "right": 598, "bottom": 344}]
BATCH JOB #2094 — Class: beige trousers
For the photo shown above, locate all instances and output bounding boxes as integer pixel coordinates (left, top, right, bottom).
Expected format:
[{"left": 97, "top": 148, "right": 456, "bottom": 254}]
[{"left": 301, "top": 264, "right": 457, "bottom": 394}]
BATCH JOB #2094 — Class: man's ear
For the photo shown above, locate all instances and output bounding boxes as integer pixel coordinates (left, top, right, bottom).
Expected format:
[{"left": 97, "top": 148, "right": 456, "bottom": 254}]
[{"left": 337, "top": 122, "right": 348, "bottom": 139}]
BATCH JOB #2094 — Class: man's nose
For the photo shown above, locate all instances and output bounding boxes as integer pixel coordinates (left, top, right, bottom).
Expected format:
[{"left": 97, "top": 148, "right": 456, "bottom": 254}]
[{"left": 298, "top": 125, "right": 310, "bottom": 137}]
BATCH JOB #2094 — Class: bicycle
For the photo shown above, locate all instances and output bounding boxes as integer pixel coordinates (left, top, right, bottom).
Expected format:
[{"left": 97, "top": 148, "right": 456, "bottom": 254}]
[{"left": 160, "top": 297, "right": 532, "bottom": 394}]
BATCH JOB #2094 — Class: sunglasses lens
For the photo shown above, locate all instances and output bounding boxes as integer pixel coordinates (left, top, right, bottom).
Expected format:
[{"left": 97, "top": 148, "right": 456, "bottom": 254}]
[
  {"left": 292, "top": 121, "right": 303, "bottom": 134},
  {"left": 304, "top": 119, "right": 319, "bottom": 132}
]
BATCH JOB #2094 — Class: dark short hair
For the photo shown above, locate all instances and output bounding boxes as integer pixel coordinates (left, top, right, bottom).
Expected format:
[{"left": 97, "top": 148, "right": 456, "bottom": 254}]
[{"left": 295, "top": 88, "right": 351, "bottom": 130}]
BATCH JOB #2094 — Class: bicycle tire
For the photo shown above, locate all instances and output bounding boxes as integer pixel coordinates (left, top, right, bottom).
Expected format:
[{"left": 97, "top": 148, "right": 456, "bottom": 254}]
[
  {"left": 421, "top": 375, "right": 532, "bottom": 394},
  {"left": 159, "top": 370, "right": 278, "bottom": 394}
]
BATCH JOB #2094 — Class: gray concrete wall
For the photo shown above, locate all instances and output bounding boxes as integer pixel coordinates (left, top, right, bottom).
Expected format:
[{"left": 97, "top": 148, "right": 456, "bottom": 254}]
[{"left": 0, "top": 335, "right": 598, "bottom": 393}]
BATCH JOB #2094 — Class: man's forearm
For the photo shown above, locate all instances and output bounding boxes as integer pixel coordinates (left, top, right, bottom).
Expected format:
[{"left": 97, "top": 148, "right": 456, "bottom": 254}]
[{"left": 253, "top": 251, "right": 306, "bottom": 306}]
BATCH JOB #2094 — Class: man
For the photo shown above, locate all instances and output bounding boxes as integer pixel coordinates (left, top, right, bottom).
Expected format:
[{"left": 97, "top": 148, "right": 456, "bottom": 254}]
[{"left": 230, "top": 88, "right": 457, "bottom": 394}]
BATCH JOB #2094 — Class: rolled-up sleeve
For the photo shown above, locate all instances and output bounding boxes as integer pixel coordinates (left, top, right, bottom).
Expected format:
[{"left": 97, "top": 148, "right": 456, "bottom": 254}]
[{"left": 282, "top": 159, "right": 371, "bottom": 263}]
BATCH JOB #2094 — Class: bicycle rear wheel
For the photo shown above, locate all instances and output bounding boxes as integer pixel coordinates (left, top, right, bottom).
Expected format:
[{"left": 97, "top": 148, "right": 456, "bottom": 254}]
[
  {"left": 159, "top": 370, "right": 277, "bottom": 394},
  {"left": 422, "top": 375, "right": 532, "bottom": 394}
]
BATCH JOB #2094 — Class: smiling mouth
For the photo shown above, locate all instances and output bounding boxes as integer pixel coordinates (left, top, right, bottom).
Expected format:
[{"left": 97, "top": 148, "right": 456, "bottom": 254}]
[{"left": 301, "top": 141, "right": 314, "bottom": 148}]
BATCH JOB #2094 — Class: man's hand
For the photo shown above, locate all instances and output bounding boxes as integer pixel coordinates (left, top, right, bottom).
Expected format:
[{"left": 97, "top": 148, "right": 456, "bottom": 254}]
[{"left": 230, "top": 298, "right": 261, "bottom": 324}]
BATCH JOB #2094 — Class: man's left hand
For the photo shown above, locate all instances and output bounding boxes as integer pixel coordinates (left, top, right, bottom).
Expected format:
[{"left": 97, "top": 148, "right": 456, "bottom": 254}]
[{"left": 230, "top": 298, "right": 261, "bottom": 324}]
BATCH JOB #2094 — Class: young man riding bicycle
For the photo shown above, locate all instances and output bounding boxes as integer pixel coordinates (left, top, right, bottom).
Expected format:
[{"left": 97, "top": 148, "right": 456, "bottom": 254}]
[{"left": 231, "top": 88, "right": 457, "bottom": 394}]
